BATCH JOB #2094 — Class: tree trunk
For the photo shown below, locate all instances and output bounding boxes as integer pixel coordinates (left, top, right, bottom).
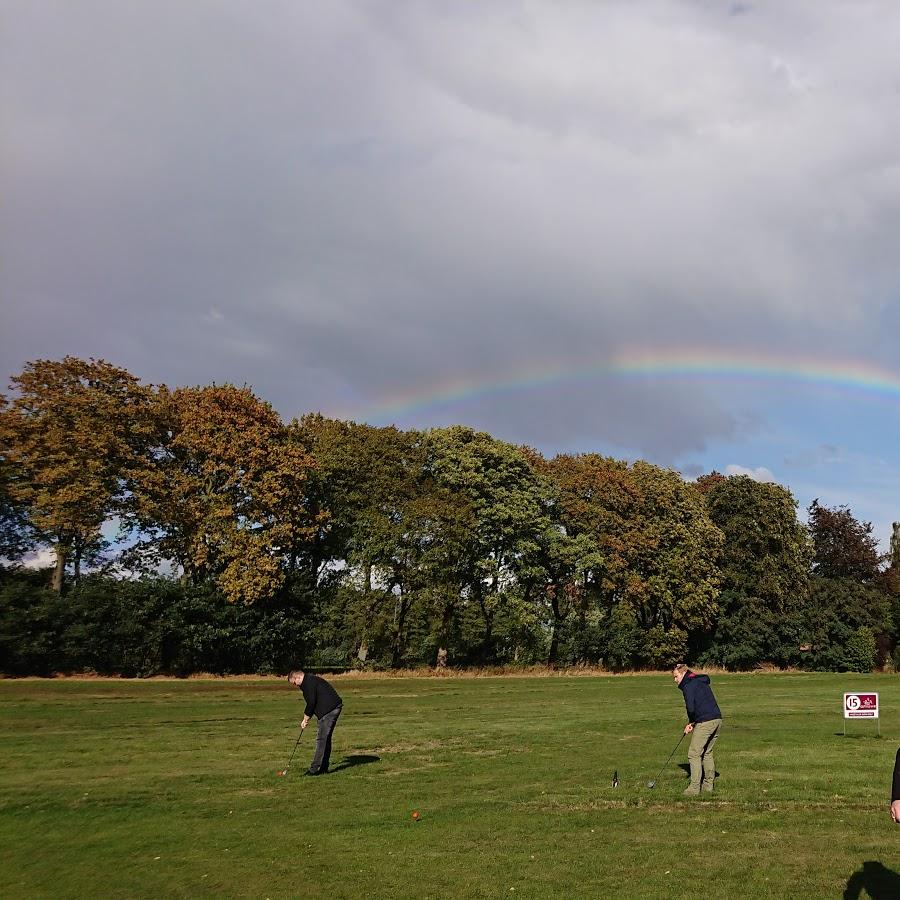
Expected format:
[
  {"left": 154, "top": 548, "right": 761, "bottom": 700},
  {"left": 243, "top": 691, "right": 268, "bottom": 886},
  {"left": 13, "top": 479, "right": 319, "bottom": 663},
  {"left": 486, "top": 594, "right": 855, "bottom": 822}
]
[
  {"left": 73, "top": 543, "right": 82, "bottom": 588},
  {"left": 547, "top": 591, "right": 562, "bottom": 667},
  {"left": 481, "top": 609, "right": 494, "bottom": 664},
  {"left": 391, "top": 592, "right": 411, "bottom": 669},
  {"left": 356, "top": 563, "right": 373, "bottom": 663},
  {"left": 436, "top": 595, "right": 454, "bottom": 668},
  {"left": 475, "top": 588, "right": 494, "bottom": 664},
  {"left": 288, "top": 525, "right": 298, "bottom": 575},
  {"left": 52, "top": 543, "right": 67, "bottom": 594},
  {"left": 548, "top": 626, "right": 559, "bottom": 667}
]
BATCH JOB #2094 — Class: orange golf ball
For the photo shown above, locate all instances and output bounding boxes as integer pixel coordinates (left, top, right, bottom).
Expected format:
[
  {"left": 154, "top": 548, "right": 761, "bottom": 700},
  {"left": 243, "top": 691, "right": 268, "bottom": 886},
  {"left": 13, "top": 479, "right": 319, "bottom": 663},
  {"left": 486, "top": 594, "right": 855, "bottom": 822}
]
[{"left": 412, "top": 811, "right": 420, "bottom": 820}]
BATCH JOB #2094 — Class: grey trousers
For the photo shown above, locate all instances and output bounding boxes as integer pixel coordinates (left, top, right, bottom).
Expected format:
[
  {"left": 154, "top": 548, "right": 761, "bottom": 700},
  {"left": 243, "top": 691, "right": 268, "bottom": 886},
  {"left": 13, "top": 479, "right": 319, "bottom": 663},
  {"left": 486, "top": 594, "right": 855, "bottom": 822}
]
[
  {"left": 688, "top": 718, "right": 721, "bottom": 792},
  {"left": 309, "top": 706, "right": 342, "bottom": 774}
]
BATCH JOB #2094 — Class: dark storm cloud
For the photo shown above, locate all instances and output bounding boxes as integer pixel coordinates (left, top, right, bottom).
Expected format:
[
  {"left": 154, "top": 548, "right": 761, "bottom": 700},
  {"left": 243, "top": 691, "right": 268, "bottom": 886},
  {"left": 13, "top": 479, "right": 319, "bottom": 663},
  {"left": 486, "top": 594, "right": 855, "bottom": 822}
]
[
  {"left": 4, "top": 1, "right": 900, "bottom": 459},
  {"left": 376, "top": 376, "right": 742, "bottom": 463}
]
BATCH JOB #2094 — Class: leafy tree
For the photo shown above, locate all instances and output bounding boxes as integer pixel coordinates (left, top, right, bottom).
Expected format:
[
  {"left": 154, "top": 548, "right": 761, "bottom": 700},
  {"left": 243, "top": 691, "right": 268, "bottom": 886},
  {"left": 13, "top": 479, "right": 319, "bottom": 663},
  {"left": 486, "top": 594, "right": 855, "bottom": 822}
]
[
  {"left": 424, "top": 426, "right": 554, "bottom": 665},
  {"left": 547, "top": 455, "right": 722, "bottom": 667},
  {"left": 693, "top": 471, "right": 727, "bottom": 495},
  {"left": 627, "top": 462, "right": 723, "bottom": 659},
  {"left": 0, "top": 357, "right": 156, "bottom": 592},
  {"left": 802, "top": 577, "right": 891, "bottom": 672},
  {"left": 291, "top": 417, "right": 436, "bottom": 666},
  {"left": 801, "top": 502, "right": 894, "bottom": 670},
  {"left": 132, "top": 385, "right": 318, "bottom": 603},
  {"left": 513, "top": 452, "right": 605, "bottom": 666},
  {"left": 0, "top": 444, "right": 33, "bottom": 562},
  {"left": 539, "top": 454, "right": 635, "bottom": 664},
  {"left": 807, "top": 500, "right": 883, "bottom": 582},
  {"left": 843, "top": 626, "right": 877, "bottom": 674},
  {"left": 525, "top": 525, "right": 604, "bottom": 666},
  {"left": 699, "top": 476, "right": 811, "bottom": 668},
  {"left": 604, "top": 602, "right": 642, "bottom": 670}
]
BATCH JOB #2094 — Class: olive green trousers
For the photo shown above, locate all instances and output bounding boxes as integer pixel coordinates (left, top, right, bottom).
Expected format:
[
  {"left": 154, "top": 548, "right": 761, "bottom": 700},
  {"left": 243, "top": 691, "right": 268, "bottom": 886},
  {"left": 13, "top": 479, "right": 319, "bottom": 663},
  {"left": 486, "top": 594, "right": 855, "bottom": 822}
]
[{"left": 687, "top": 718, "right": 721, "bottom": 793}]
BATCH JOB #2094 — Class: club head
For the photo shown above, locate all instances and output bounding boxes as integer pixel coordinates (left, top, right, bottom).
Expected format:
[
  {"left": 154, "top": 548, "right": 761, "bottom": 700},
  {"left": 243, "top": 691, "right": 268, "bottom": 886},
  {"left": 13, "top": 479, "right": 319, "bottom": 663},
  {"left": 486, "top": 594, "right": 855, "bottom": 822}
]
[{"left": 646, "top": 780, "right": 656, "bottom": 789}]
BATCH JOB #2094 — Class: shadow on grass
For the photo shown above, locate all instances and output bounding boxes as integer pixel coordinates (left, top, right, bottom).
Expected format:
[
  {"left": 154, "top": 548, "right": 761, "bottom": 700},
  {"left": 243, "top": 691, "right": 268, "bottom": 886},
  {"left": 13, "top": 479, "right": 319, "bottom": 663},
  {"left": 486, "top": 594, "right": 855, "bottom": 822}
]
[
  {"left": 844, "top": 861, "right": 900, "bottom": 899},
  {"left": 329, "top": 754, "right": 380, "bottom": 773},
  {"left": 833, "top": 732, "right": 883, "bottom": 739}
]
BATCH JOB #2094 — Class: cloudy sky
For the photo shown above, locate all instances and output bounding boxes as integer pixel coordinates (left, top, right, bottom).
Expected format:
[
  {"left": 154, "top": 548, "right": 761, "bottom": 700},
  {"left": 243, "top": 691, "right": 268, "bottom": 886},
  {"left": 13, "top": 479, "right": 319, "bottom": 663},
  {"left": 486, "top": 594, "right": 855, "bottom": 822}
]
[{"left": 3, "top": 1, "right": 900, "bottom": 547}]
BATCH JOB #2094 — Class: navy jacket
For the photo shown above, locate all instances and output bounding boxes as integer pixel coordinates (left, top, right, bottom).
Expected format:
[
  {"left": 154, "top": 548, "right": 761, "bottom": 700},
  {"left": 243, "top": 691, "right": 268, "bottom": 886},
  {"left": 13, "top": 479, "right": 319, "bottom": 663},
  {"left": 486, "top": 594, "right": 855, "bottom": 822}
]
[
  {"left": 678, "top": 672, "right": 721, "bottom": 724},
  {"left": 300, "top": 673, "right": 342, "bottom": 720}
]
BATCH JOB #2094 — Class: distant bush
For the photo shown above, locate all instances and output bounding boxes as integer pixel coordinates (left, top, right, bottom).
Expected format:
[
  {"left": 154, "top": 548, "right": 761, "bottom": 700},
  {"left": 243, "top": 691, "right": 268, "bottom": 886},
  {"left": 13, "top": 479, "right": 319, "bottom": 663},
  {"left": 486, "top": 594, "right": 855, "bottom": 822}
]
[
  {"left": 0, "top": 572, "right": 66, "bottom": 676},
  {"left": 843, "top": 626, "right": 876, "bottom": 673},
  {"left": 0, "top": 570, "right": 313, "bottom": 676},
  {"left": 1, "top": 565, "right": 895, "bottom": 676}
]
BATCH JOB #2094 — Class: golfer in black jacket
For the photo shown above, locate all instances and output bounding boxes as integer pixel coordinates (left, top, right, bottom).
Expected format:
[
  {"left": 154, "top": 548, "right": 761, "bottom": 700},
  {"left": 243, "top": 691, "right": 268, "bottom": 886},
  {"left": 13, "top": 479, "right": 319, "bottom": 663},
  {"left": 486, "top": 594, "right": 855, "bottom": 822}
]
[
  {"left": 892, "top": 748, "right": 900, "bottom": 823},
  {"left": 288, "top": 671, "right": 343, "bottom": 776}
]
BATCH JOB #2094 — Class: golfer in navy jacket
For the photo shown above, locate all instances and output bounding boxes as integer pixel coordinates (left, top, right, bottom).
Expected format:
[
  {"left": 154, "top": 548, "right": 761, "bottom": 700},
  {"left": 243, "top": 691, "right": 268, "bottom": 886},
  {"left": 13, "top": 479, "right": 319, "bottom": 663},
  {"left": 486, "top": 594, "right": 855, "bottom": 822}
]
[
  {"left": 673, "top": 664, "right": 722, "bottom": 795},
  {"left": 288, "top": 670, "right": 342, "bottom": 776}
]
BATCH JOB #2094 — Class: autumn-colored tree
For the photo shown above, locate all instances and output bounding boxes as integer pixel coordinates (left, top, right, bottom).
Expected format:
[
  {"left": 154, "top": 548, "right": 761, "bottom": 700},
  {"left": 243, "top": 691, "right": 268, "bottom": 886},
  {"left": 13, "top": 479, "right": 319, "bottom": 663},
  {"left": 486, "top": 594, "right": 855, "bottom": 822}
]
[
  {"left": 547, "top": 455, "right": 722, "bottom": 667},
  {"left": 0, "top": 358, "right": 157, "bottom": 591},
  {"left": 694, "top": 471, "right": 727, "bottom": 495},
  {"left": 807, "top": 500, "right": 884, "bottom": 583},
  {"left": 132, "top": 385, "right": 319, "bottom": 603},
  {"left": 546, "top": 453, "right": 637, "bottom": 600}
]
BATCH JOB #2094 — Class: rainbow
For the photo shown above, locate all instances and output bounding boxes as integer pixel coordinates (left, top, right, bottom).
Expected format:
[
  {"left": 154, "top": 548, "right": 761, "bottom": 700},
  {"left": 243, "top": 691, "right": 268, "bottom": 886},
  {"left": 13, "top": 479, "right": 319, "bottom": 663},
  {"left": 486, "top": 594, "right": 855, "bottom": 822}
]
[{"left": 351, "top": 348, "right": 900, "bottom": 422}]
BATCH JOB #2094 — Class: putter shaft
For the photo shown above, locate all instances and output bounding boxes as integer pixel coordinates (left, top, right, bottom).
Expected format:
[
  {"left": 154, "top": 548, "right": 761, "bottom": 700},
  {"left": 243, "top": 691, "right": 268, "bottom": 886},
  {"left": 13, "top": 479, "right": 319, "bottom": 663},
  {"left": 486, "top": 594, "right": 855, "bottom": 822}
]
[
  {"left": 280, "top": 726, "right": 306, "bottom": 774},
  {"left": 647, "top": 732, "right": 685, "bottom": 788}
]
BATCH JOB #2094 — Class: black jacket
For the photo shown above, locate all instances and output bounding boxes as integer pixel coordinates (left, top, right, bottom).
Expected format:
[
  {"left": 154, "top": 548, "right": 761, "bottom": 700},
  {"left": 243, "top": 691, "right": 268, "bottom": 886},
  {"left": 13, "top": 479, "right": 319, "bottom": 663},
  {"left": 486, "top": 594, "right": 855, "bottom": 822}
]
[
  {"left": 678, "top": 672, "right": 722, "bottom": 724},
  {"left": 300, "top": 673, "right": 342, "bottom": 719},
  {"left": 893, "top": 748, "right": 900, "bottom": 802}
]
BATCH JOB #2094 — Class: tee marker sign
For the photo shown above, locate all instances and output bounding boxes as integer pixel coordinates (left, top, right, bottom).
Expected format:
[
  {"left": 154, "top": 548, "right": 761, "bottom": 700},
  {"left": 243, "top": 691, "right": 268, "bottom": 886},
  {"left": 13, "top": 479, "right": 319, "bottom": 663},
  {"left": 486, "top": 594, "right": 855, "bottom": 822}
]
[{"left": 843, "top": 692, "right": 880, "bottom": 736}]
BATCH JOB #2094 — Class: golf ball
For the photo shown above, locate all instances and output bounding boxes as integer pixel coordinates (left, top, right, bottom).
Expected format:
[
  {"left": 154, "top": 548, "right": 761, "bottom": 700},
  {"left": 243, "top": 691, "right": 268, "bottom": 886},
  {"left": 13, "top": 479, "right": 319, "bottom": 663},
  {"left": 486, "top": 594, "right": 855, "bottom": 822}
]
[{"left": 412, "top": 811, "right": 420, "bottom": 820}]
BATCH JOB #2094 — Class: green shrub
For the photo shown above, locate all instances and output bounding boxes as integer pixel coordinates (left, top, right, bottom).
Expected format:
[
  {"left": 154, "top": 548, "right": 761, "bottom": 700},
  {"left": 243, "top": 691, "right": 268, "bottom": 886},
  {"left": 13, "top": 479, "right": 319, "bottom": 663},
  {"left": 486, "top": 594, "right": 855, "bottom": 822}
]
[{"left": 843, "top": 626, "right": 876, "bottom": 673}]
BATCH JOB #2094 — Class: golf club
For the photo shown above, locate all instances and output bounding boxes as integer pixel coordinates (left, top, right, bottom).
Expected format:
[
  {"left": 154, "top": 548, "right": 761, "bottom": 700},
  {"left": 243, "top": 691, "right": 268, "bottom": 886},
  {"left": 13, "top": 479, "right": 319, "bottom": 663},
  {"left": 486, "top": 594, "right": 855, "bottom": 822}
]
[
  {"left": 277, "top": 724, "right": 306, "bottom": 777},
  {"left": 646, "top": 732, "right": 686, "bottom": 789}
]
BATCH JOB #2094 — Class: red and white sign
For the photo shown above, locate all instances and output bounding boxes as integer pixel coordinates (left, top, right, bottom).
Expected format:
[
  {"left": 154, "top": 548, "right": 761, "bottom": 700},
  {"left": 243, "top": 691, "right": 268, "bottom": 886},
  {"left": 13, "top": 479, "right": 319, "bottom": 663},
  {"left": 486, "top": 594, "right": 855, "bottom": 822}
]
[{"left": 844, "top": 692, "right": 879, "bottom": 719}]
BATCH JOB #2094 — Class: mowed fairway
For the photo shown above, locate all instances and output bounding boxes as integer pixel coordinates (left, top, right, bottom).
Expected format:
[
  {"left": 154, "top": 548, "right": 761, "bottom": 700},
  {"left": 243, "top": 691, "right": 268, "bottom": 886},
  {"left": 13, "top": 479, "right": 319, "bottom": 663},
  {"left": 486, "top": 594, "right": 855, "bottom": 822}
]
[{"left": 2, "top": 674, "right": 899, "bottom": 899}]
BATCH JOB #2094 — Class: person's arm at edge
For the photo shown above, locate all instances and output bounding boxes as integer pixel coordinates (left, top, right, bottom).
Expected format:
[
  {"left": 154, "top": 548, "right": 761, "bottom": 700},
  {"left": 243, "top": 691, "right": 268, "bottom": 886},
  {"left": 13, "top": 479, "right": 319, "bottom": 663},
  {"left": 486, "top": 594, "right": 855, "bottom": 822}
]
[
  {"left": 683, "top": 681, "right": 695, "bottom": 734},
  {"left": 891, "top": 748, "right": 900, "bottom": 822}
]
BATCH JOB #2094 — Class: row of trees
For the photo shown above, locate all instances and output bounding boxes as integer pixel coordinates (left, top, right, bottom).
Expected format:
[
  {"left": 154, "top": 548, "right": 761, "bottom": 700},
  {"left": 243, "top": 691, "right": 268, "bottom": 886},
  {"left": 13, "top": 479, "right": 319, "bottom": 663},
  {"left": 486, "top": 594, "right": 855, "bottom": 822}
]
[{"left": 2, "top": 356, "right": 898, "bottom": 674}]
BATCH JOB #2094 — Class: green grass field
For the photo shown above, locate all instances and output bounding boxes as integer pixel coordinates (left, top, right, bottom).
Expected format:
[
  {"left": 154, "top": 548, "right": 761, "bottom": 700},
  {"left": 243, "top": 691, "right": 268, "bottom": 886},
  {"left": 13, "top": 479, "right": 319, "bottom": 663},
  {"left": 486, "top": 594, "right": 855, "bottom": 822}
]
[{"left": 2, "top": 673, "right": 899, "bottom": 899}]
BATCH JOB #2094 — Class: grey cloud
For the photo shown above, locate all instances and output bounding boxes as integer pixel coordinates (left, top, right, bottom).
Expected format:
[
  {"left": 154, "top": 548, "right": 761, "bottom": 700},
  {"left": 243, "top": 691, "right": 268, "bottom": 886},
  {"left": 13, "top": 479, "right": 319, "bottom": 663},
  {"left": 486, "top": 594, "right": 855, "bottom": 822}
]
[
  {"left": 3, "top": 1, "right": 900, "bottom": 457},
  {"left": 374, "top": 377, "right": 742, "bottom": 463}
]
